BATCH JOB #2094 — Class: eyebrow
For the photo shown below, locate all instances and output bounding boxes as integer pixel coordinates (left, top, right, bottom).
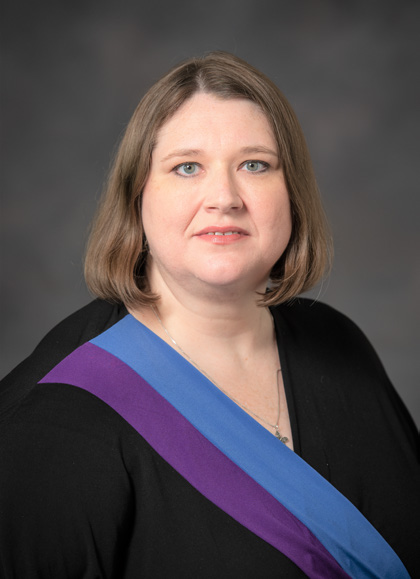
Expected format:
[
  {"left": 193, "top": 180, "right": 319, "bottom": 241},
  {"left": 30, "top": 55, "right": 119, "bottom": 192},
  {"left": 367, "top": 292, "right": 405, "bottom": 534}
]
[
  {"left": 160, "top": 149, "right": 202, "bottom": 163},
  {"left": 239, "top": 146, "right": 278, "bottom": 157},
  {"left": 160, "top": 146, "right": 279, "bottom": 163}
]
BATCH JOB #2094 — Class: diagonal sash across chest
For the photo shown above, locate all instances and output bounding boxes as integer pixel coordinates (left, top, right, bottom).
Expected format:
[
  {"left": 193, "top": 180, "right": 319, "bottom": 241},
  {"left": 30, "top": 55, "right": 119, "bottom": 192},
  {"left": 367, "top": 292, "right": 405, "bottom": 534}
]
[{"left": 39, "top": 314, "right": 409, "bottom": 579}]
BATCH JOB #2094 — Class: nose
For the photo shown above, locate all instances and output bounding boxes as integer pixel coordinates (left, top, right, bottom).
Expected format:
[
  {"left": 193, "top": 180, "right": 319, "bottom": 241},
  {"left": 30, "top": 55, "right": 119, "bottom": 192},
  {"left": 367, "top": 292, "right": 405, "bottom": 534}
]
[{"left": 204, "top": 169, "right": 244, "bottom": 212}]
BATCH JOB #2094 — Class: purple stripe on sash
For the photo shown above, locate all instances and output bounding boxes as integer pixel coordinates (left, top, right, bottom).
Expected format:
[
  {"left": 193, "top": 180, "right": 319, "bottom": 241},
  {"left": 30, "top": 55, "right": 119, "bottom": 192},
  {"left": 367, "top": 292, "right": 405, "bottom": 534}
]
[{"left": 40, "top": 342, "right": 349, "bottom": 578}]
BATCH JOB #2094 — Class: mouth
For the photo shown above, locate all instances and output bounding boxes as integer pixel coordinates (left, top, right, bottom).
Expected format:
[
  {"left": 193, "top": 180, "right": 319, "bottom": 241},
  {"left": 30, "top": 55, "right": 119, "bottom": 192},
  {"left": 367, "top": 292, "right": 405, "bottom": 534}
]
[
  {"left": 195, "top": 226, "right": 249, "bottom": 237},
  {"left": 203, "top": 231, "right": 243, "bottom": 236},
  {"left": 194, "top": 226, "right": 249, "bottom": 245}
]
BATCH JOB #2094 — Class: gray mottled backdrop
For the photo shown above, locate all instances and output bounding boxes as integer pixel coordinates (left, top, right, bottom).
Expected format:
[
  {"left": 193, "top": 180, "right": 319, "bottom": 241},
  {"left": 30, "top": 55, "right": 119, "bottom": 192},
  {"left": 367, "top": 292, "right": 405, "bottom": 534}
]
[{"left": 1, "top": 0, "right": 419, "bottom": 427}]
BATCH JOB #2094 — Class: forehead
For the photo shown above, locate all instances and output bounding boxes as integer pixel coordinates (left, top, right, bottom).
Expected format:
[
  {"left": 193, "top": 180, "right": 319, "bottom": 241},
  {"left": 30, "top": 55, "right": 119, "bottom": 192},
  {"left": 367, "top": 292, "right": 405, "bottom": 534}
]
[{"left": 153, "top": 93, "right": 276, "bottom": 152}]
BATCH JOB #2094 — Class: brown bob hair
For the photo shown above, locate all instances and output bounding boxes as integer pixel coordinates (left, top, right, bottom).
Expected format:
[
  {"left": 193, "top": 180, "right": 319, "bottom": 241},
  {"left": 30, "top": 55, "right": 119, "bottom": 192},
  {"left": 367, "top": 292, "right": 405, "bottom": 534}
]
[{"left": 85, "top": 51, "right": 332, "bottom": 307}]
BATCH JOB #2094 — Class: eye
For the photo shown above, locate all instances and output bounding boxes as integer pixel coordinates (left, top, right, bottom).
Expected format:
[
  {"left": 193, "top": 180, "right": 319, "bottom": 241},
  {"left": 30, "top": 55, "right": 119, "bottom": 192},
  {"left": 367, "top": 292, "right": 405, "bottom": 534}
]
[
  {"left": 174, "top": 162, "right": 200, "bottom": 177},
  {"left": 241, "top": 161, "right": 269, "bottom": 173}
]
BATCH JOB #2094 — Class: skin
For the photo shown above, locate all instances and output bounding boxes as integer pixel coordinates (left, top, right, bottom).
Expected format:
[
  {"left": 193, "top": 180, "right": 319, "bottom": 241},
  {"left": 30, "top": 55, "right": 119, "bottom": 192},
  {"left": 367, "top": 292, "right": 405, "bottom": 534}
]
[
  {"left": 131, "top": 92, "right": 294, "bottom": 447},
  {"left": 142, "top": 92, "right": 292, "bottom": 302}
]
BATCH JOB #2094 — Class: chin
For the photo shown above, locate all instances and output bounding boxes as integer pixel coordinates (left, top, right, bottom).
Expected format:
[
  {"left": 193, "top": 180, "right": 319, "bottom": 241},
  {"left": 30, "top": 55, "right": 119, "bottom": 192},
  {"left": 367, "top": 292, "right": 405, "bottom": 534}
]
[{"left": 194, "top": 268, "right": 269, "bottom": 294}]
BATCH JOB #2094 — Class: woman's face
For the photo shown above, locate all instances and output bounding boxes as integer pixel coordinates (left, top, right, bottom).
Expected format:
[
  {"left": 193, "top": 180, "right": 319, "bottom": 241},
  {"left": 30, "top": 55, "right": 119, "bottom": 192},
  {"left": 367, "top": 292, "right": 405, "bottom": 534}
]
[{"left": 141, "top": 92, "right": 292, "bottom": 299}]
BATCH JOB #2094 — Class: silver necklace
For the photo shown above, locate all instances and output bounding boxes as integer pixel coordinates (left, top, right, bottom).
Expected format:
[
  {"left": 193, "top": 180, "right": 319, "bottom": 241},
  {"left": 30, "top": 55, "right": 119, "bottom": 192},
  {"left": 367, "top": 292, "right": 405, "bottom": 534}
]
[{"left": 152, "top": 307, "right": 289, "bottom": 444}]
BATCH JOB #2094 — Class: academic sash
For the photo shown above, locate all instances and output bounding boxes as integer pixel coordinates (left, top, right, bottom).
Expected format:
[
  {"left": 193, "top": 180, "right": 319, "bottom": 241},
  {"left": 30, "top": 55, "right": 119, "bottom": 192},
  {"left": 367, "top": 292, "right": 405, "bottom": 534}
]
[{"left": 40, "top": 314, "right": 410, "bottom": 579}]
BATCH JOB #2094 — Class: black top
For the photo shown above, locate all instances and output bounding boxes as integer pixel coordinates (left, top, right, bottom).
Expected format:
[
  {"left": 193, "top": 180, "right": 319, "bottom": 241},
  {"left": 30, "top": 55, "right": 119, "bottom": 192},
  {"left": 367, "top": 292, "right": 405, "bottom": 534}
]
[{"left": 1, "top": 298, "right": 419, "bottom": 578}]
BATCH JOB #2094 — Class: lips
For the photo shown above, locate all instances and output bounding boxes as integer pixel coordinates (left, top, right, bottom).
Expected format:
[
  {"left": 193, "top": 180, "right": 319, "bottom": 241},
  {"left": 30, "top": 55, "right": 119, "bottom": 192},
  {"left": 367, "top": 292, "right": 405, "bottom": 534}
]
[
  {"left": 194, "top": 226, "right": 249, "bottom": 245},
  {"left": 195, "top": 226, "right": 249, "bottom": 237}
]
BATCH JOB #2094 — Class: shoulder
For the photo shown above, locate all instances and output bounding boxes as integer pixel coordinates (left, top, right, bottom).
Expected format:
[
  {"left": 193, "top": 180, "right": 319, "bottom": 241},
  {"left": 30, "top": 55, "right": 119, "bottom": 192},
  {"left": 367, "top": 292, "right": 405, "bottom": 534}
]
[
  {"left": 271, "top": 297, "right": 392, "bottom": 395},
  {"left": 272, "top": 297, "right": 382, "bottom": 369},
  {"left": 0, "top": 298, "right": 143, "bottom": 494},
  {"left": 0, "top": 301, "right": 142, "bottom": 563},
  {"left": 30, "top": 298, "right": 128, "bottom": 363},
  {"left": 272, "top": 297, "right": 419, "bottom": 453},
  {"left": 273, "top": 297, "right": 365, "bottom": 338},
  {"left": 0, "top": 299, "right": 128, "bottom": 416}
]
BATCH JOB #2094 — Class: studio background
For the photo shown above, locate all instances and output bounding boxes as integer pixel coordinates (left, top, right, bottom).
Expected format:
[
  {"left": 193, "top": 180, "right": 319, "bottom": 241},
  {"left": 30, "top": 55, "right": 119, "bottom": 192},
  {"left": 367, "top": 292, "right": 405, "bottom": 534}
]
[{"left": 1, "top": 0, "right": 419, "bottom": 427}]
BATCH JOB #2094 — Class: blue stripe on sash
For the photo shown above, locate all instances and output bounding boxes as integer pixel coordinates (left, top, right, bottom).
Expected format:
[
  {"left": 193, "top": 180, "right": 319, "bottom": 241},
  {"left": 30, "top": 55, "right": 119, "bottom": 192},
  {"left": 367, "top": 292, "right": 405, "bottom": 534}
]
[{"left": 90, "top": 314, "right": 409, "bottom": 579}]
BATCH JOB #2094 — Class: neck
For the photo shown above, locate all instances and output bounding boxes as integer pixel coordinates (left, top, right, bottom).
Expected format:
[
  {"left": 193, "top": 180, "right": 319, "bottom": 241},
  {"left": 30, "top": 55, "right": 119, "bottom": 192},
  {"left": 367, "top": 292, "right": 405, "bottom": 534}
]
[
  {"left": 129, "top": 260, "right": 277, "bottom": 367},
  {"left": 130, "top": 289, "right": 274, "bottom": 367}
]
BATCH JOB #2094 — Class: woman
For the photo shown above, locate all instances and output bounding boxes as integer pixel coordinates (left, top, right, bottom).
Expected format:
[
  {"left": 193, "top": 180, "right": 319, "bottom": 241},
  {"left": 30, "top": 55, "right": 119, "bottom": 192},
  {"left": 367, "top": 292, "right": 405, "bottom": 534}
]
[{"left": 1, "top": 52, "right": 419, "bottom": 578}]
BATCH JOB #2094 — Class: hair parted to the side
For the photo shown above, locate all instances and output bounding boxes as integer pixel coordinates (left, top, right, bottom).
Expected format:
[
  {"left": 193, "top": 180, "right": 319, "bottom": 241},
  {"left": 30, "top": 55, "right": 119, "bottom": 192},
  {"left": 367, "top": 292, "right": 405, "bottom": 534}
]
[{"left": 84, "top": 51, "right": 332, "bottom": 308}]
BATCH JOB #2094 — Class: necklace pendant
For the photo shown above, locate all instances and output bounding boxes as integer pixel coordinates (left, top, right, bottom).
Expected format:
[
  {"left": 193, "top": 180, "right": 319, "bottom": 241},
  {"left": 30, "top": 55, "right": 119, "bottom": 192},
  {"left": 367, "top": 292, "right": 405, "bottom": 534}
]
[{"left": 275, "top": 429, "right": 288, "bottom": 444}]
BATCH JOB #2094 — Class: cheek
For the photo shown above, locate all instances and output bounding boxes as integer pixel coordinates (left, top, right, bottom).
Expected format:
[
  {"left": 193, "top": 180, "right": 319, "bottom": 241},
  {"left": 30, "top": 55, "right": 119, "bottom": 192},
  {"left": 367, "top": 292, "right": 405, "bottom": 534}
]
[
  {"left": 141, "top": 184, "right": 163, "bottom": 249},
  {"left": 141, "top": 185, "right": 190, "bottom": 258},
  {"left": 258, "top": 191, "right": 291, "bottom": 230},
  {"left": 262, "top": 195, "right": 293, "bottom": 260},
  {"left": 141, "top": 181, "right": 171, "bottom": 231},
  {"left": 142, "top": 179, "right": 197, "bottom": 225}
]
